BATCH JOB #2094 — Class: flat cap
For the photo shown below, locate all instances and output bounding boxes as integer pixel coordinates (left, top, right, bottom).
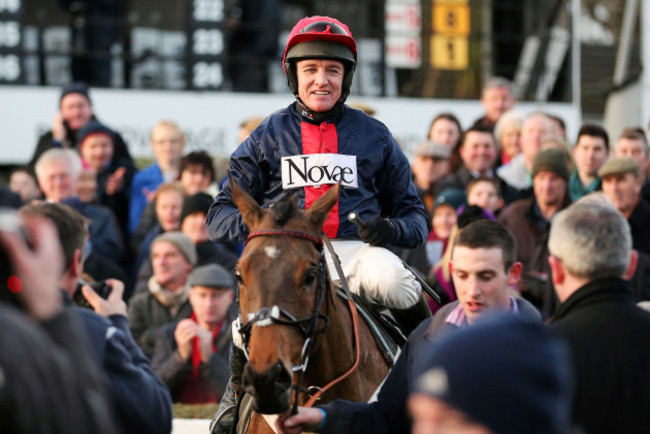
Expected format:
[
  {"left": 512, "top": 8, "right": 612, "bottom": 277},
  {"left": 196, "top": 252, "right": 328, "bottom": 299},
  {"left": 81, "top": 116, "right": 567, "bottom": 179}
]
[
  {"left": 597, "top": 157, "right": 640, "bottom": 178},
  {"left": 189, "top": 263, "right": 234, "bottom": 289},
  {"left": 414, "top": 140, "right": 451, "bottom": 159}
]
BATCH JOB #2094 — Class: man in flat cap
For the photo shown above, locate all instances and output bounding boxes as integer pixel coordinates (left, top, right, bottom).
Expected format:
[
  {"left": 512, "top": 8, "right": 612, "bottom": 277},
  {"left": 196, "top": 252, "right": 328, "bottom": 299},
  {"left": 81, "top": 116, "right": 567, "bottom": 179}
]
[
  {"left": 599, "top": 157, "right": 650, "bottom": 255},
  {"left": 411, "top": 140, "right": 451, "bottom": 214},
  {"left": 152, "top": 263, "right": 235, "bottom": 403}
]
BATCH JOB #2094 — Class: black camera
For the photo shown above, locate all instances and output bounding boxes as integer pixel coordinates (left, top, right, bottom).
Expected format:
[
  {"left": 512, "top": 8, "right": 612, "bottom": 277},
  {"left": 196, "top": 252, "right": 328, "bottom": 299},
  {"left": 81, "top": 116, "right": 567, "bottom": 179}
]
[{"left": 74, "top": 278, "right": 112, "bottom": 309}]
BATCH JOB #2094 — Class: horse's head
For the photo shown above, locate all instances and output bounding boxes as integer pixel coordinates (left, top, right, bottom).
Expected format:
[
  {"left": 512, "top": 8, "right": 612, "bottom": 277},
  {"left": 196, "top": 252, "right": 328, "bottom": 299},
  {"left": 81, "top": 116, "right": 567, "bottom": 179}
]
[{"left": 231, "top": 179, "right": 340, "bottom": 414}]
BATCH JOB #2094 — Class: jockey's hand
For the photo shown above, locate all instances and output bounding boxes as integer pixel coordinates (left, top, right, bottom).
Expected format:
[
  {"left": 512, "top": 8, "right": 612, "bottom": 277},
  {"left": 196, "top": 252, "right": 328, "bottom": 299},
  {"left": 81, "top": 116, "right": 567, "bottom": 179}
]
[
  {"left": 357, "top": 215, "right": 396, "bottom": 246},
  {"left": 275, "top": 407, "right": 324, "bottom": 434}
]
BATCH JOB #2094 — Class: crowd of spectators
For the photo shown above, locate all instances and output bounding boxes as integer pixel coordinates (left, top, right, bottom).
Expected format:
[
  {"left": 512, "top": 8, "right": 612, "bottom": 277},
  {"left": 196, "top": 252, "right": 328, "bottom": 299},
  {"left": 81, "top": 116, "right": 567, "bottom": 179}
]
[{"left": 2, "top": 74, "right": 650, "bottom": 434}]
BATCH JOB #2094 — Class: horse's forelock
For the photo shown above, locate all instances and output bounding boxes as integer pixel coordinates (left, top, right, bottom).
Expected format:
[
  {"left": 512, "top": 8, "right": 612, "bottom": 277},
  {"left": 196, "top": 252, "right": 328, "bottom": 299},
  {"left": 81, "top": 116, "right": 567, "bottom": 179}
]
[{"left": 271, "top": 199, "right": 301, "bottom": 226}]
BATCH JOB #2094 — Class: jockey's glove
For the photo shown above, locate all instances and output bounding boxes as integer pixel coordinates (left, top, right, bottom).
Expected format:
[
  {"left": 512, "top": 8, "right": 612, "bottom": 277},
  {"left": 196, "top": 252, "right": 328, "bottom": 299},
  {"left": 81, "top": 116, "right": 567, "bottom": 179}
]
[{"left": 358, "top": 216, "right": 397, "bottom": 246}]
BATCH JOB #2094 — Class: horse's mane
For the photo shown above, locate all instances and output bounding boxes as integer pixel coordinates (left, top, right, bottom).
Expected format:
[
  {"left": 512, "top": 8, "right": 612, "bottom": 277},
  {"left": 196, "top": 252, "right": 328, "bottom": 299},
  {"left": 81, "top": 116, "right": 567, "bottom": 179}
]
[{"left": 270, "top": 196, "right": 302, "bottom": 226}]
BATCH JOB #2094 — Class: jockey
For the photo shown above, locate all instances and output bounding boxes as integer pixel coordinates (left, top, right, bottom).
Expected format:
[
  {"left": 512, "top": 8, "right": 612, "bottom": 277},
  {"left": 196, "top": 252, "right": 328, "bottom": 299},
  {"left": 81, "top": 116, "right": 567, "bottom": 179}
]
[
  {"left": 208, "top": 15, "right": 430, "bottom": 433},
  {"left": 208, "top": 15, "right": 431, "bottom": 334}
]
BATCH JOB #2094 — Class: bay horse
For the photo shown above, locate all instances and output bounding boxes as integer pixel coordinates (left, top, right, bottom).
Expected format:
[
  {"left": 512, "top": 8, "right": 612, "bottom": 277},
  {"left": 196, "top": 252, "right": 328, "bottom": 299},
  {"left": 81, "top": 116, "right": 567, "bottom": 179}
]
[{"left": 230, "top": 180, "right": 392, "bottom": 433}]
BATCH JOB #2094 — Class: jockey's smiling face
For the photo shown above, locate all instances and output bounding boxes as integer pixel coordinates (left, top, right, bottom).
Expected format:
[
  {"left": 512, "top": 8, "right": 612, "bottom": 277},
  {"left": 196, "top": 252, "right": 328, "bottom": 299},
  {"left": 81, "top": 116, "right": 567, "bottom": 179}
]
[{"left": 296, "top": 59, "right": 343, "bottom": 113}]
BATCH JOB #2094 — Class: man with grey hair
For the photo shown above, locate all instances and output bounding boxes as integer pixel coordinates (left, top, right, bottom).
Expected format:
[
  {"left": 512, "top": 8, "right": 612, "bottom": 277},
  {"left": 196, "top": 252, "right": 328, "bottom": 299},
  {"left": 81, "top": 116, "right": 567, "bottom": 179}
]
[
  {"left": 471, "top": 76, "right": 517, "bottom": 131},
  {"left": 548, "top": 201, "right": 650, "bottom": 434},
  {"left": 35, "top": 148, "right": 124, "bottom": 263}
]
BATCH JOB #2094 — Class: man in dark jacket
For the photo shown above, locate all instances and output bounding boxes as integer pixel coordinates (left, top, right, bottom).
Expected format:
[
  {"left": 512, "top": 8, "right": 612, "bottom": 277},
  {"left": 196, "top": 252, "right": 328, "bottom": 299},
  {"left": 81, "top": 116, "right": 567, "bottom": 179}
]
[
  {"left": 275, "top": 220, "right": 540, "bottom": 434},
  {"left": 19, "top": 201, "right": 172, "bottom": 434},
  {"left": 548, "top": 200, "right": 650, "bottom": 434},
  {"left": 499, "top": 148, "right": 572, "bottom": 307},
  {"left": 29, "top": 82, "right": 132, "bottom": 168},
  {"left": 77, "top": 119, "right": 137, "bottom": 241},
  {"left": 128, "top": 231, "right": 196, "bottom": 357},
  {"left": 152, "top": 263, "right": 235, "bottom": 403},
  {"left": 0, "top": 212, "right": 119, "bottom": 434}
]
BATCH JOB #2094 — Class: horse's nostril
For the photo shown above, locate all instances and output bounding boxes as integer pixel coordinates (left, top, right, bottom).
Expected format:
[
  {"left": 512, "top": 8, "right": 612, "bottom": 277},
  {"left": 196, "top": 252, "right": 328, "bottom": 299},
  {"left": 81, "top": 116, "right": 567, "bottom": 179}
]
[
  {"left": 243, "top": 360, "right": 292, "bottom": 393},
  {"left": 273, "top": 360, "right": 292, "bottom": 388}
]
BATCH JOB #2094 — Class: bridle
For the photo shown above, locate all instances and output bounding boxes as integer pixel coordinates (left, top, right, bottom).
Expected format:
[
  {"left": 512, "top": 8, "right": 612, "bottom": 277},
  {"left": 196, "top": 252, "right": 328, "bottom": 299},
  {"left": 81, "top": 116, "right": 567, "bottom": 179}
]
[{"left": 235, "top": 228, "right": 360, "bottom": 415}]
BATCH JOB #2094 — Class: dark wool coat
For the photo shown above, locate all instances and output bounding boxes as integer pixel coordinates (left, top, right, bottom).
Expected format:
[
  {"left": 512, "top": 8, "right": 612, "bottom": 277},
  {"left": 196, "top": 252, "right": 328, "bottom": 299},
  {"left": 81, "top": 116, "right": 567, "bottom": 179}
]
[{"left": 551, "top": 277, "right": 650, "bottom": 434}]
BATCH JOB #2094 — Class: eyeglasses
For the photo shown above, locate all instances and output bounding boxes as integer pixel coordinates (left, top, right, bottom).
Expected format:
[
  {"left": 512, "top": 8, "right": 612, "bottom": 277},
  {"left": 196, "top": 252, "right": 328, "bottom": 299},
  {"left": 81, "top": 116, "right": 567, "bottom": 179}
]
[{"left": 300, "top": 21, "right": 349, "bottom": 36}]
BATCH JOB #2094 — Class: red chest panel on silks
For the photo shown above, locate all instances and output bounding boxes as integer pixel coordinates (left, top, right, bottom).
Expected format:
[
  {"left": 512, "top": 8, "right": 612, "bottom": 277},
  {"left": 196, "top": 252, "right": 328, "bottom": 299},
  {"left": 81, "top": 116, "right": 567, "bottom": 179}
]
[{"left": 301, "top": 121, "right": 340, "bottom": 238}]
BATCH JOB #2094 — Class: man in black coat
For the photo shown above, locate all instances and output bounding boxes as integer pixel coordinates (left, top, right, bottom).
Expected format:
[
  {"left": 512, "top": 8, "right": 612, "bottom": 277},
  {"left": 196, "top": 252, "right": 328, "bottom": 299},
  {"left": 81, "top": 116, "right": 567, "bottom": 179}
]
[{"left": 548, "top": 200, "right": 650, "bottom": 434}]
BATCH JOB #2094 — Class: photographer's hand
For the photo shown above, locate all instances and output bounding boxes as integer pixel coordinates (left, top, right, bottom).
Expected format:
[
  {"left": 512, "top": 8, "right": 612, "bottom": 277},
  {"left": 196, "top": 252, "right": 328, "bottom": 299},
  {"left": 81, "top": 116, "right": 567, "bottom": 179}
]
[
  {"left": 0, "top": 216, "right": 64, "bottom": 320},
  {"left": 82, "top": 278, "right": 127, "bottom": 317}
]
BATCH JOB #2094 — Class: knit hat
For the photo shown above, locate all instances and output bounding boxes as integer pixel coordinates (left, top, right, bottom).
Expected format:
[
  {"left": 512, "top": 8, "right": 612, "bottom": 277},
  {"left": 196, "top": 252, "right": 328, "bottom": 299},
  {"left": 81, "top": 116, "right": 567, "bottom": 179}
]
[
  {"left": 180, "top": 192, "right": 214, "bottom": 224},
  {"left": 60, "top": 82, "right": 91, "bottom": 105},
  {"left": 151, "top": 231, "right": 197, "bottom": 266},
  {"left": 412, "top": 315, "right": 572, "bottom": 434},
  {"left": 76, "top": 120, "right": 115, "bottom": 147},
  {"left": 189, "top": 263, "right": 234, "bottom": 289},
  {"left": 414, "top": 140, "right": 451, "bottom": 159},
  {"left": 433, "top": 188, "right": 467, "bottom": 211},
  {"left": 532, "top": 148, "right": 570, "bottom": 181},
  {"left": 597, "top": 157, "right": 640, "bottom": 178}
]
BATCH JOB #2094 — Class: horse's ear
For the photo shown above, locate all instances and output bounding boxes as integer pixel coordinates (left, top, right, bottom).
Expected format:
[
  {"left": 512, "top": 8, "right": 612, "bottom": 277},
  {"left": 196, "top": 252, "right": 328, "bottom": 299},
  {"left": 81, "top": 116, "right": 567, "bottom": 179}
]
[
  {"left": 230, "top": 176, "right": 264, "bottom": 229},
  {"left": 306, "top": 182, "right": 340, "bottom": 229}
]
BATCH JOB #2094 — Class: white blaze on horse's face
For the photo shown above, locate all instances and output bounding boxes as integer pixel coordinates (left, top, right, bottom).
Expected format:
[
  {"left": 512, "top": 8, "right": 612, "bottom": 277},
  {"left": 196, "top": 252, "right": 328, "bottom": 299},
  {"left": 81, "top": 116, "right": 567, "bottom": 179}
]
[{"left": 264, "top": 245, "right": 280, "bottom": 260}]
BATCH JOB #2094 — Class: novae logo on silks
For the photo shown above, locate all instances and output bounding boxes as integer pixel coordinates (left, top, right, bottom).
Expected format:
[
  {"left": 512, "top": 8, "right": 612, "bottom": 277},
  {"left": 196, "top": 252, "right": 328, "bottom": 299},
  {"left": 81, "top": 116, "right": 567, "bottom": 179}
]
[{"left": 281, "top": 154, "right": 358, "bottom": 189}]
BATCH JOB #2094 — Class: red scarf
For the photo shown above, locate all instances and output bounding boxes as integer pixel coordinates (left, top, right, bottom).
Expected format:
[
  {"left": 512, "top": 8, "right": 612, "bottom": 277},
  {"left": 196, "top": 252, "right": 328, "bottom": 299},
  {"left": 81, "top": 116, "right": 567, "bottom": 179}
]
[{"left": 179, "top": 312, "right": 224, "bottom": 404}]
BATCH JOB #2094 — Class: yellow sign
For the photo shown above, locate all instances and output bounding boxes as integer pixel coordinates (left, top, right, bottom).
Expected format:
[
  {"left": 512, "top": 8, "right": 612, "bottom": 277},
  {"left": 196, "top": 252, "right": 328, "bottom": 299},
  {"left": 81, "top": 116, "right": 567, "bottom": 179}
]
[
  {"left": 433, "top": 4, "right": 470, "bottom": 36},
  {"left": 433, "top": 0, "right": 469, "bottom": 4},
  {"left": 431, "top": 35, "right": 468, "bottom": 70}
]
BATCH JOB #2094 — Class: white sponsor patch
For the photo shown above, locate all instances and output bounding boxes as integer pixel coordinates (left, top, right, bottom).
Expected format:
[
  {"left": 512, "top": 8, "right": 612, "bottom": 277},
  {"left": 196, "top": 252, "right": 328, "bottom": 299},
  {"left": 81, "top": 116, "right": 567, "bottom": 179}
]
[{"left": 281, "top": 153, "right": 358, "bottom": 189}]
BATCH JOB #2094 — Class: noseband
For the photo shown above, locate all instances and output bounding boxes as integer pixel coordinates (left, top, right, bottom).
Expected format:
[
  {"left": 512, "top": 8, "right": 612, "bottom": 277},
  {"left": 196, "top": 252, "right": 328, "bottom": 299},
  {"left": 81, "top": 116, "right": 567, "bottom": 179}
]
[{"left": 236, "top": 229, "right": 332, "bottom": 414}]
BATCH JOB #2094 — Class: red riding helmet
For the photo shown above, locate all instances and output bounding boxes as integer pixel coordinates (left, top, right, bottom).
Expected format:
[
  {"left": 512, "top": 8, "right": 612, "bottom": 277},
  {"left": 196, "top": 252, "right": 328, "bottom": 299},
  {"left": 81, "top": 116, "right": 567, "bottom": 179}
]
[{"left": 283, "top": 16, "right": 357, "bottom": 104}]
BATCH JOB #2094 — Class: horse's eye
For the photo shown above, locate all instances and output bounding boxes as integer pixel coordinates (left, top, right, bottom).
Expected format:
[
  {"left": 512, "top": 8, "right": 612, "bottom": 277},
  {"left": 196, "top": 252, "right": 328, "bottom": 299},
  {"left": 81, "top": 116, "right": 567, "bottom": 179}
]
[{"left": 303, "top": 268, "right": 317, "bottom": 287}]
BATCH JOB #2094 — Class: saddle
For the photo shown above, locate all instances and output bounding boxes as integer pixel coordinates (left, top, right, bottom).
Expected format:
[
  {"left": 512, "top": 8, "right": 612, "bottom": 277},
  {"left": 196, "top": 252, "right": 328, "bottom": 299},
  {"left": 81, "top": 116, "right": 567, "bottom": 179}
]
[{"left": 334, "top": 286, "right": 405, "bottom": 364}]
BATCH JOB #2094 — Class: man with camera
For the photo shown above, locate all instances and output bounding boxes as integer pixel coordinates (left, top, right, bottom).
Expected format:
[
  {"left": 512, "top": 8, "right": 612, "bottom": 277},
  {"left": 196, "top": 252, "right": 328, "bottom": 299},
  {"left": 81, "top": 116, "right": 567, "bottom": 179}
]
[
  {"left": 0, "top": 212, "right": 120, "bottom": 434},
  {"left": 19, "top": 202, "right": 172, "bottom": 434}
]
